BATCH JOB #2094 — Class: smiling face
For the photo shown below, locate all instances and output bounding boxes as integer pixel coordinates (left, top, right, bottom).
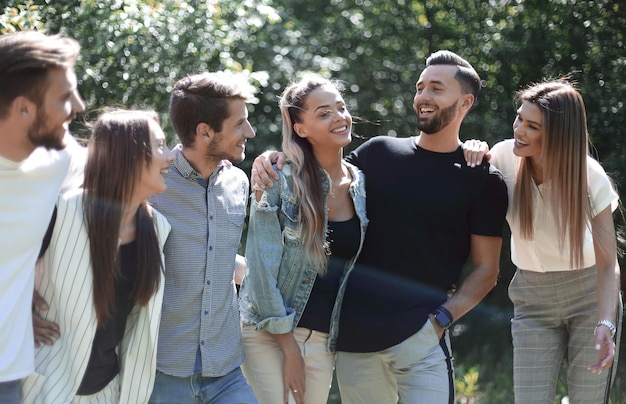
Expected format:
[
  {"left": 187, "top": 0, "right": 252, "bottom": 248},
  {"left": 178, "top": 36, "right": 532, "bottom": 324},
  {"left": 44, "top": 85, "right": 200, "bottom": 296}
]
[
  {"left": 293, "top": 85, "right": 352, "bottom": 151},
  {"left": 512, "top": 101, "right": 543, "bottom": 162},
  {"left": 138, "top": 119, "right": 175, "bottom": 198},
  {"left": 28, "top": 67, "right": 85, "bottom": 150},
  {"left": 413, "top": 64, "right": 466, "bottom": 135},
  {"left": 206, "top": 98, "right": 255, "bottom": 164}
]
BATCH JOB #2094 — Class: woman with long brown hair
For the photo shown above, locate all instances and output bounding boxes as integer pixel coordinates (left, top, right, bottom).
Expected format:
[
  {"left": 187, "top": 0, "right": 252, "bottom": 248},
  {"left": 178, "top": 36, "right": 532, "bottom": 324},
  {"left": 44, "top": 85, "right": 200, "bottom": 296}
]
[
  {"left": 465, "top": 79, "right": 621, "bottom": 403},
  {"left": 22, "top": 109, "right": 174, "bottom": 403}
]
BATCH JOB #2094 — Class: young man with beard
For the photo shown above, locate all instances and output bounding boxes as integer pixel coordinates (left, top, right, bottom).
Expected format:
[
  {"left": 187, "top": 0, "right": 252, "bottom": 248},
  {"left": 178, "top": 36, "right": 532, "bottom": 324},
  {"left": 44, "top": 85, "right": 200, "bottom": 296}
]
[
  {"left": 148, "top": 72, "right": 258, "bottom": 404},
  {"left": 0, "top": 31, "right": 85, "bottom": 403},
  {"left": 251, "top": 50, "right": 508, "bottom": 403}
]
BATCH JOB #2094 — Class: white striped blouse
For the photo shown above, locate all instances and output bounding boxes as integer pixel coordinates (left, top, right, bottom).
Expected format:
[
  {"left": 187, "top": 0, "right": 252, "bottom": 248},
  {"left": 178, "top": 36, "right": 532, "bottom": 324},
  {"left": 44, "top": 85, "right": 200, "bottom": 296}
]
[{"left": 20, "top": 190, "right": 170, "bottom": 404}]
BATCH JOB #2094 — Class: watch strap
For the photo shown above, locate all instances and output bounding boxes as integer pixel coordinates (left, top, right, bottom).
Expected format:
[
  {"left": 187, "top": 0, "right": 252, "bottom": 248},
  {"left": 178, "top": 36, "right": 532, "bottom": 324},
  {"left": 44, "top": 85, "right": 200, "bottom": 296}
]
[
  {"left": 596, "top": 319, "right": 617, "bottom": 338},
  {"left": 432, "top": 306, "right": 453, "bottom": 329}
]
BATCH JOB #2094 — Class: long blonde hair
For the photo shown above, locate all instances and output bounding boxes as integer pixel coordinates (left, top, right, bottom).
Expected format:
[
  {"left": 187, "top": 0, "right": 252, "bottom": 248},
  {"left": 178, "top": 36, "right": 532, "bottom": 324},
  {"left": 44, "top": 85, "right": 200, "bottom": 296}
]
[
  {"left": 279, "top": 74, "right": 340, "bottom": 273},
  {"left": 513, "top": 79, "right": 592, "bottom": 267}
]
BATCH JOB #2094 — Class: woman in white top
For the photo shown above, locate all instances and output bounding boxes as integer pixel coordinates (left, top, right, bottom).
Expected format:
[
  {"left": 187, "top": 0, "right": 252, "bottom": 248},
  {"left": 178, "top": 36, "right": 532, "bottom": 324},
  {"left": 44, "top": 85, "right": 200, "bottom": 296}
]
[
  {"left": 465, "top": 79, "right": 620, "bottom": 403},
  {"left": 21, "top": 109, "right": 174, "bottom": 403}
]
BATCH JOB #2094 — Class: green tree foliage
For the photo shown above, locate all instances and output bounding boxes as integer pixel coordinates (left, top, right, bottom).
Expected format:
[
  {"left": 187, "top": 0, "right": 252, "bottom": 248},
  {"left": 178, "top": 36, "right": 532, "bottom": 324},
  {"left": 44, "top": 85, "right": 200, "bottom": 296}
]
[
  {"left": 0, "top": 1, "right": 44, "bottom": 32},
  {"left": 4, "top": 1, "right": 623, "bottom": 180},
  {"left": 2, "top": 0, "right": 275, "bottom": 144},
  {"left": 2, "top": 1, "right": 624, "bottom": 401}
]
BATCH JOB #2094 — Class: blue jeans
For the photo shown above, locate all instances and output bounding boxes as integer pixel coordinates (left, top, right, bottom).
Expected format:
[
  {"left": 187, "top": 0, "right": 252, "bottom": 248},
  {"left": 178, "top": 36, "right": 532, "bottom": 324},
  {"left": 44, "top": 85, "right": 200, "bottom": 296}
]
[
  {"left": 149, "top": 367, "right": 257, "bottom": 404},
  {"left": 0, "top": 380, "right": 19, "bottom": 404}
]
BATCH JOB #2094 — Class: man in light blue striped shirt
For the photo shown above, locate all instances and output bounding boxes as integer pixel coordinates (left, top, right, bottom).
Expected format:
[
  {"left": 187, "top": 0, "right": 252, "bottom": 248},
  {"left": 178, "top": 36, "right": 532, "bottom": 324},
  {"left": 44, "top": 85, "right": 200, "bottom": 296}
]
[{"left": 149, "top": 71, "right": 258, "bottom": 404}]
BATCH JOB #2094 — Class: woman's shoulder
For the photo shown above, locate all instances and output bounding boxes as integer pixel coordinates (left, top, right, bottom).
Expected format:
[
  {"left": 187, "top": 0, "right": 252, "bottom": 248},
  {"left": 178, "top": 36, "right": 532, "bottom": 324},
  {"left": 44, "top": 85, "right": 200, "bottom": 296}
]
[
  {"left": 279, "top": 160, "right": 293, "bottom": 176},
  {"left": 56, "top": 188, "right": 85, "bottom": 215},
  {"left": 586, "top": 155, "right": 610, "bottom": 177},
  {"left": 59, "top": 187, "right": 84, "bottom": 201},
  {"left": 488, "top": 138, "right": 515, "bottom": 170},
  {"left": 586, "top": 156, "right": 618, "bottom": 197},
  {"left": 344, "top": 161, "right": 365, "bottom": 185},
  {"left": 343, "top": 160, "right": 360, "bottom": 173},
  {"left": 491, "top": 138, "right": 515, "bottom": 153},
  {"left": 148, "top": 204, "right": 171, "bottom": 234},
  {"left": 275, "top": 161, "right": 294, "bottom": 189},
  {"left": 585, "top": 157, "right": 619, "bottom": 213}
]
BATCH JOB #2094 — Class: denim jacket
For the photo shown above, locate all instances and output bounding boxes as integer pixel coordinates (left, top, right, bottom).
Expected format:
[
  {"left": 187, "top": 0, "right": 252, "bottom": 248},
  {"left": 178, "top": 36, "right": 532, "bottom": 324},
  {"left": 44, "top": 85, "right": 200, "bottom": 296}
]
[{"left": 239, "top": 161, "right": 367, "bottom": 352}]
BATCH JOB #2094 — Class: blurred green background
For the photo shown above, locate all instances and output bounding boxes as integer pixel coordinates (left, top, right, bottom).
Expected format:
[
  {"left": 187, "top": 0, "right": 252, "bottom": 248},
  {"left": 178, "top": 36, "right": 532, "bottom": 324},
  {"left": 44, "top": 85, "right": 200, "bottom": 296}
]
[{"left": 3, "top": 1, "right": 624, "bottom": 402}]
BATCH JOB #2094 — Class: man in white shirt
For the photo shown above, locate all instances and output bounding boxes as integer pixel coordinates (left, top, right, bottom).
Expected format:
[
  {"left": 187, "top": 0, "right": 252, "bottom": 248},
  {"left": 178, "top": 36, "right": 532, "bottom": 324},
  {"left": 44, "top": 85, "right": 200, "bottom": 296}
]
[{"left": 0, "top": 30, "right": 85, "bottom": 403}]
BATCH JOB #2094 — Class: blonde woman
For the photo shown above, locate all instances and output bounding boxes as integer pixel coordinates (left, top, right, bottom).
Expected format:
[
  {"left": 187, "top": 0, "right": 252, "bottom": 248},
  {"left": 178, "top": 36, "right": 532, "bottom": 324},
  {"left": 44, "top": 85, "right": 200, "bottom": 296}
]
[{"left": 239, "top": 74, "right": 368, "bottom": 404}]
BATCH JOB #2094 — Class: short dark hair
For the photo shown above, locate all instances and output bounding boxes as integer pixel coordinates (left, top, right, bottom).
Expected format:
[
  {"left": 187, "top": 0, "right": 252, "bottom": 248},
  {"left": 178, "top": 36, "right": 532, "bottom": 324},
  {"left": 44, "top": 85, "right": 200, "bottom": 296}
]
[
  {"left": 0, "top": 31, "right": 80, "bottom": 118},
  {"left": 426, "top": 50, "right": 480, "bottom": 99},
  {"left": 169, "top": 71, "right": 255, "bottom": 147}
]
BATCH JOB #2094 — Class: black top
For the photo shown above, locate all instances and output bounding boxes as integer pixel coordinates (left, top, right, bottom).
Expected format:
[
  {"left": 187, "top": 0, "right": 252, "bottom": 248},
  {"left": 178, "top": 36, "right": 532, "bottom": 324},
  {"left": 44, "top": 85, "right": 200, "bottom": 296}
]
[
  {"left": 298, "top": 215, "right": 361, "bottom": 333},
  {"left": 336, "top": 136, "right": 508, "bottom": 352},
  {"left": 76, "top": 240, "right": 138, "bottom": 395}
]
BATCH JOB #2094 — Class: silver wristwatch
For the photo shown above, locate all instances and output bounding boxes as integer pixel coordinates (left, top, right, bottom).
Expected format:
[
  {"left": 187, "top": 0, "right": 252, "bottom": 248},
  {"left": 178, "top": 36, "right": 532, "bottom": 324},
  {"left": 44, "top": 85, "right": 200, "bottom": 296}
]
[{"left": 595, "top": 319, "right": 617, "bottom": 338}]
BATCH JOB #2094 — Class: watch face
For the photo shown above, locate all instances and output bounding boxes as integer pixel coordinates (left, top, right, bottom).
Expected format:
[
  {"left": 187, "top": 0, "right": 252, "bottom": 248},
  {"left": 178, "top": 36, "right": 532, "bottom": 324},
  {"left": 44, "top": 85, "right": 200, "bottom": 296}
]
[{"left": 435, "top": 310, "right": 452, "bottom": 328}]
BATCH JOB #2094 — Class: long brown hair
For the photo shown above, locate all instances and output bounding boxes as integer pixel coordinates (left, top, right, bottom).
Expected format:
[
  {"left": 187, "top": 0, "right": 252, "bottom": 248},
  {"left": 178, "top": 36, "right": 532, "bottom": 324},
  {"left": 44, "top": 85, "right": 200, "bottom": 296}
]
[
  {"left": 83, "top": 109, "right": 163, "bottom": 326},
  {"left": 513, "top": 79, "right": 592, "bottom": 267},
  {"left": 280, "top": 74, "right": 342, "bottom": 273}
]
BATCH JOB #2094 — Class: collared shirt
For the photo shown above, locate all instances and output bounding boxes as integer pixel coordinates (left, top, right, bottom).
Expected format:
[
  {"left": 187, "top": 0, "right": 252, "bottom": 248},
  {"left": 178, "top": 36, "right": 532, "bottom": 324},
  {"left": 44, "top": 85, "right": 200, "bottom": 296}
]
[
  {"left": 149, "top": 145, "right": 248, "bottom": 377},
  {"left": 490, "top": 139, "right": 619, "bottom": 272}
]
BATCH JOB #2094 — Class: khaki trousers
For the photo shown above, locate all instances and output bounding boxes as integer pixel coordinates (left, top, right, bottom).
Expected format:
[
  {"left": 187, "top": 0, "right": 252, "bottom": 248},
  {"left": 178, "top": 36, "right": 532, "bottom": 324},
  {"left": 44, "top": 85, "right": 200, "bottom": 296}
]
[{"left": 241, "top": 324, "right": 334, "bottom": 404}]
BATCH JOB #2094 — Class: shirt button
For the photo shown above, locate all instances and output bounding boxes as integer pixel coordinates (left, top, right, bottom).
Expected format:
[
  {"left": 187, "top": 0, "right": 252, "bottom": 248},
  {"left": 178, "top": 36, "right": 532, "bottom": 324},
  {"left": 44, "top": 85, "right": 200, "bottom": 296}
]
[
  {"left": 303, "top": 277, "right": 310, "bottom": 283},
  {"left": 206, "top": 280, "right": 211, "bottom": 285},
  {"left": 204, "top": 310, "right": 208, "bottom": 315},
  {"left": 209, "top": 246, "right": 213, "bottom": 251},
  {"left": 200, "top": 340, "right": 205, "bottom": 345},
  {"left": 210, "top": 215, "right": 214, "bottom": 220}
]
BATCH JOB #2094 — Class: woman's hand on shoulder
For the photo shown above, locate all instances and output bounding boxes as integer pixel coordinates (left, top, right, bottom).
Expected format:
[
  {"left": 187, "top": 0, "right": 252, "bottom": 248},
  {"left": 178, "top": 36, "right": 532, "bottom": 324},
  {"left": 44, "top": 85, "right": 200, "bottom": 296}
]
[{"left": 462, "top": 139, "right": 490, "bottom": 168}]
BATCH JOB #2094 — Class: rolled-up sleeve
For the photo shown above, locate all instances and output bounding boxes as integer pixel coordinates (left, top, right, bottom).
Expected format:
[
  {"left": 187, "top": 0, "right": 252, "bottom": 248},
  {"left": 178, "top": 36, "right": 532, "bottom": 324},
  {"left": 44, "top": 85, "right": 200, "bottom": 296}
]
[{"left": 243, "top": 178, "right": 295, "bottom": 334}]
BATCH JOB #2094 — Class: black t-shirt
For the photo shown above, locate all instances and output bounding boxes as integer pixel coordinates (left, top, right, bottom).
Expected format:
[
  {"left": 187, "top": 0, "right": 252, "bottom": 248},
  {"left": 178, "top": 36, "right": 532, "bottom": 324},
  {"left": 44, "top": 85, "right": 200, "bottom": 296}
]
[
  {"left": 336, "top": 136, "right": 508, "bottom": 352},
  {"left": 76, "top": 240, "right": 138, "bottom": 395},
  {"left": 298, "top": 215, "right": 361, "bottom": 333}
]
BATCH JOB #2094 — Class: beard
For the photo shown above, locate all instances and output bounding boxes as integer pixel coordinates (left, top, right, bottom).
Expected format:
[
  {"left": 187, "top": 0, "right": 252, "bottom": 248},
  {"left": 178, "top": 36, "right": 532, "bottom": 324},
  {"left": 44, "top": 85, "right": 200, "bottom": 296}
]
[
  {"left": 205, "top": 133, "right": 245, "bottom": 164},
  {"left": 417, "top": 100, "right": 458, "bottom": 134},
  {"left": 27, "top": 108, "right": 68, "bottom": 150}
]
